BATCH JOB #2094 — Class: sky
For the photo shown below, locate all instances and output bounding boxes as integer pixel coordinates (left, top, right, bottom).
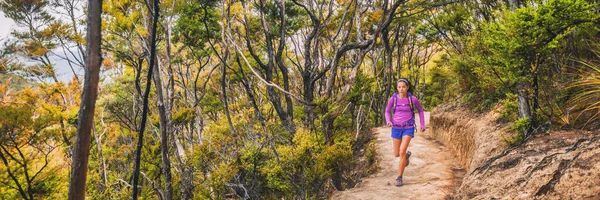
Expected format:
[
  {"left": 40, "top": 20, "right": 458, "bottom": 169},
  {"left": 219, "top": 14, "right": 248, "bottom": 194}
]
[
  {"left": 1, "top": 11, "right": 84, "bottom": 82},
  {"left": 0, "top": 11, "right": 15, "bottom": 39}
]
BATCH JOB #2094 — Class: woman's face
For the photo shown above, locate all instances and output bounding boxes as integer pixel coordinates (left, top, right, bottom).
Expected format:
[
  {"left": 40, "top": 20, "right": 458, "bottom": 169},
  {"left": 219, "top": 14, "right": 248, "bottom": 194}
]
[{"left": 397, "top": 81, "right": 409, "bottom": 94}]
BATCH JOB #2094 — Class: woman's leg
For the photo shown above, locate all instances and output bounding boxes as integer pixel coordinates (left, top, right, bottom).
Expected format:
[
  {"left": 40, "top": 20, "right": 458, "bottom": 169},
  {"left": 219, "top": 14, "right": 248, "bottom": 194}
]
[
  {"left": 393, "top": 138, "right": 402, "bottom": 157},
  {"left": 398, "top": 135, "right": 412, "bottom": 176}
]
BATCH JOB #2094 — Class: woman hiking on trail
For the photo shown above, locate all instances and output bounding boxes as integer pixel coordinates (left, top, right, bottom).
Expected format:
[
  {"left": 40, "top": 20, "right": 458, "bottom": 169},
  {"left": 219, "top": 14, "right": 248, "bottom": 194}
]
[{"left": 385, "top": 78, "right": 426, "bottom": 187}]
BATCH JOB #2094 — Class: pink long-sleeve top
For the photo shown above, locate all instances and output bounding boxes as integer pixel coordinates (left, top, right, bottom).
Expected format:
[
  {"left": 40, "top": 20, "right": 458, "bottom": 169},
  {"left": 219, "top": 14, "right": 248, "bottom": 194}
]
[{"left": 385, "top": 93, "right": 425, "bottom": 130}]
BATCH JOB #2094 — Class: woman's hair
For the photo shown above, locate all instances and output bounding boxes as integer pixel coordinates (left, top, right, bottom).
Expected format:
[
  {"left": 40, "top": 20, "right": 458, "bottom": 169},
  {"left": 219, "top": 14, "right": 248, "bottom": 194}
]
[{"left": 396, "top": 78, "right": 414, "bottom": 95}]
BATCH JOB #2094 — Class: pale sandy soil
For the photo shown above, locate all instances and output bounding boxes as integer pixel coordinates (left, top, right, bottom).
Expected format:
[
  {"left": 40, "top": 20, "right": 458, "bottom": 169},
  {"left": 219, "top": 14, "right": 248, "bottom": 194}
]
[{"left": 332, "top": 113, "right": 465, "bottom": 200}]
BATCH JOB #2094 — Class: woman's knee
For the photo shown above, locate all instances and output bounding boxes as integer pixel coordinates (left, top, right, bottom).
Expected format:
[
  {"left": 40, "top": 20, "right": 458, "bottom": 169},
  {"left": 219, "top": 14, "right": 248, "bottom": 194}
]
[{"left": 398, "top": 150, "right": 407, "bottom": 157}]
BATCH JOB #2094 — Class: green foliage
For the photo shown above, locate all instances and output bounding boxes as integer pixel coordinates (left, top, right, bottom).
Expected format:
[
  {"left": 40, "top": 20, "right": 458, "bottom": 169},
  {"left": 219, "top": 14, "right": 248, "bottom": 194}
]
[
  {"left": 100, "top": 73, "right": 143, "bottom": 131},
  {"left": 510, "top": 117, "right": 531, "bottom": 133},
  {"left": 443, "top": 0, "right": 598, "bottom": 118},
  {"left": 501, "top": 117, "right": 531, "bottom": 146},
  {"left": 0, "top": 74, "right": 29, "bottom": 91},
  {"left": 347, "top": 71, "right": 375, "bottom": 106},
  {"left": 0, "top": 104, "right": 34, "bottom": 132},
  {"left": 259, "top": 129, "right": 354, "bottom": 199},
  {"left": 501, "top": 130, "right": 524, "bottom": 146},
  {"left": 253, "top": 0, "right": 307, "bottom": 37},
  {"left": 200, "top": 88, "right": 223, "bottom": 119},
  {"left": 172, "top": 108, "right": 195, "bottom": 125},
  {"left": 334, "top": 112, "right": 353, "bottom": 130},
  {"left": 0, "top": 0, "right": 53, "bottom": 28},
  {"left": 365, "top": 141, "right": 377, "bottom": 166},
  {"left": 174, "top": 0, "right": 220, "bottom": 49},
  {"left": 498, "top": 93, "right": 519, "bottom": 122},
  {"left": 0, "top": 87, "right": 69, "bottom": 199},
  {"left": 293, "top": 105, "right": 305, "bottom": 122},
  {"left": 422, "top": 58, "right": 458, "bottom": 110}
]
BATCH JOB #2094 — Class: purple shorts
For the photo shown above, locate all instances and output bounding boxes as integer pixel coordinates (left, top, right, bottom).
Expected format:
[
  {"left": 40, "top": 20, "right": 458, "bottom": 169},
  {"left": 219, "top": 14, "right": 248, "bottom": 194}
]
[{"left": 391, "top": 127, "right": 415, "bottom": 139}]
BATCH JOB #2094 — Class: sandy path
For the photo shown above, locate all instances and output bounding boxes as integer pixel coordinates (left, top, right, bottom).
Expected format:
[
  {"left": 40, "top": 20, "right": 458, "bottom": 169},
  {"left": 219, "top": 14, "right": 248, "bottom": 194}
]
[{"left": 332, "top": 112, "right": 464, "bottom": 199}]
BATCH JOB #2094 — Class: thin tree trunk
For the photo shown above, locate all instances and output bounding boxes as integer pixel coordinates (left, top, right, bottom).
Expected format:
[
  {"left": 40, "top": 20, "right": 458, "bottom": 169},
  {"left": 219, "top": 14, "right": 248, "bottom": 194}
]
[
  {"left": 354, "top": 99, "right": 364, "bottom": 141},
  {"left": 172, "top": 134, "right": 193, "bottom": 199},
  {"left": 221, "top": 60, "right": 236, "bottom": 138},
  {"left": 383, "top": 26, "right": 394, "bottom": 126},
  {"left": 152, "top": 61, "right": 174, "bottom": 200},
  {"left": 274, "top": 0, "right": 295, "bottom": 131},
  {"left": 220, "top": 4, "right": 236, "bottom": 139},
  {"left": 0, "top": 145, "right": 30, "bottom": 199},
  {"left": 132, "top": 0, "right": 159, "bottom": 198},
  {"left": 256, "top": 0, "right": 295, "bottom": 135},
  {"left": 163, "top": 3, "right": 188, "bottom": 198},
  {"left": 145, "top": 0, "right": 174, "bottom": 198},
  {"left": 92, "top": 126, "right": 108, "bottom": 191},
  {"left": 68, "top": 0, "right": 102, "bottom": 198}
]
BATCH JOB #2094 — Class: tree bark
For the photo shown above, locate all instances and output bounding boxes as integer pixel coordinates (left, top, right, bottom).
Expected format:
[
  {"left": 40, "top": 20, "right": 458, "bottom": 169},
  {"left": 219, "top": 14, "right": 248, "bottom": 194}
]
[
  {"left": 508, "top": 0, "right": 521, "bottom": 11},
  {"left": 132, "top": 0, "right": 159, "bottom": 198},
  {"left": 152, "top": 60, "right": 174, "bottom": 200},
  {"left": 0, "top": 145, "right": 30, "bottom": 199},
  {"left": 68, "top": 0, "right": 102, "bottom": 198},
  {"left": 274, "top": 0, "right": 295, "bottom": 132},
  {"left": 221, "top": 56, "right": 236, "bottom": 138},
  {"left": 221, "top": 2, "right": 236, "bottom": 139},
  {"left": 92, "top": 126, "right": 108, "bottom": 192},
  {"left": 517, "top": 83, "right": 531, "bottom": 120}
]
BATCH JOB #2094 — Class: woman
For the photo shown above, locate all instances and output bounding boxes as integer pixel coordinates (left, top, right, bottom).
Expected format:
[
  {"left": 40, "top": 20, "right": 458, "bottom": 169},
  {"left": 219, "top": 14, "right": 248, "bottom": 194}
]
[{"left": 385, "top": 78, "right": 425, "bottom": 187}]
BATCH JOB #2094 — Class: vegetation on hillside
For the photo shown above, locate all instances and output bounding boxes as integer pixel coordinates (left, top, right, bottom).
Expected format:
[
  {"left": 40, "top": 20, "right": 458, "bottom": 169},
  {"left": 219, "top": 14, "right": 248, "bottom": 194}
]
[{"left": 0, "top": 0, "right": 599, "bottom": 198}]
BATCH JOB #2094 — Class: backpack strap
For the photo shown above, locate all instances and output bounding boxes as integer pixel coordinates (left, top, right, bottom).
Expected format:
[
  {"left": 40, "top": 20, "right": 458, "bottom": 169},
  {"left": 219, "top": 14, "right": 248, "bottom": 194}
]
[
  {"left": 408, "top": 94, "right": 417, "bottom": 129},
  {"left": 393, "top": 94, "right": 398, "bottom": 113},
  {"left": 390, "top": 93, "right": 398, "bottom": 126},
  {"left": 408, "top": 94, "right": 415, "bottom": 113}
]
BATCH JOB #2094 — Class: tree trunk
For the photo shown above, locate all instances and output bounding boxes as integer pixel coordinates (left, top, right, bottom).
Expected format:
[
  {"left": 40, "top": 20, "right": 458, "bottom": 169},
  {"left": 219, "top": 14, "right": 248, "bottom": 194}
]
[
  {"left": 532, "top": 54, "right": 540, "bottom": 127},
  {"left": 68, "top": 0, "right": 102, "bottom": 198},
  {"left": 259, "top": 0, "right": 295, "bottom": 135},
  {"left": 266, "top": 68, "right": 296, "bottom": 134},
  {"left": 508, "top": 0, "right": 521, "bottom": 10},
  {"left": 303, "top": 73, "right": 316, "bottom": 128},
  {"left": 275, "top": 0, "right": 294, "bottom": 126},
  {"left": 517, "top": 83, "right": 531, "bottom": 120},
  {"left": 132, "top": 0, "right": 159, "bottom": 198},
  {"left": 221, "top": 60, "right": 236, "bottom": 137},
  {"left": 152, "top": 61, "right": 174, "bottom": 200},
  {"left": 146, "top": 0, "right": 174, "bottom": 198},
  {"left": 92, "top": 126, "right": 108, "bottom": 192},
  {"left": 383, "top": 27, "right": 394, "bottom": 126}
]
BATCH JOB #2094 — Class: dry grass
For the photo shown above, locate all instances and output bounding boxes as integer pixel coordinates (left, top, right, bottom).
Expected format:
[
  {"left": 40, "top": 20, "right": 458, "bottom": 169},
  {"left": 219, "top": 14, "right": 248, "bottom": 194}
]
[{"left": 567, "top": 58, "right": 600, "bottom": 129}]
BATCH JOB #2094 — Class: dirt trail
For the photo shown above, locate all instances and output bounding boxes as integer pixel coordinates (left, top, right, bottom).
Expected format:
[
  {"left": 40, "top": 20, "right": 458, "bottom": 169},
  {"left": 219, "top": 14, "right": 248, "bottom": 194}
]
[{"left": 332, "top": 112, "right": 465, "bottom": 199}]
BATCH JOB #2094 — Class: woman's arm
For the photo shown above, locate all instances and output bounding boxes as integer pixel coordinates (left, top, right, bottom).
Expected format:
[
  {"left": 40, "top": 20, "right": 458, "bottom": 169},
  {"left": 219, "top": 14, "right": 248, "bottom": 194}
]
[
  {"left": 413, "top": 96, "right": 426, "bottom": 130},
  {"left": 385, "top": 97, "right": 393, "bottom": 125}
]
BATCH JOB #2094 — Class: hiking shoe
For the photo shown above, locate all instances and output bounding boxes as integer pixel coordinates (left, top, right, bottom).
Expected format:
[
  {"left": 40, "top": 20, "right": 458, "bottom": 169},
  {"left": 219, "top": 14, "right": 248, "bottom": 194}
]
[
  {"left": 395, "top": 176, "right": 403, "bottom": 187},
  {"left": 406, "top": 151, "right": 411, "bottom": 166}
]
